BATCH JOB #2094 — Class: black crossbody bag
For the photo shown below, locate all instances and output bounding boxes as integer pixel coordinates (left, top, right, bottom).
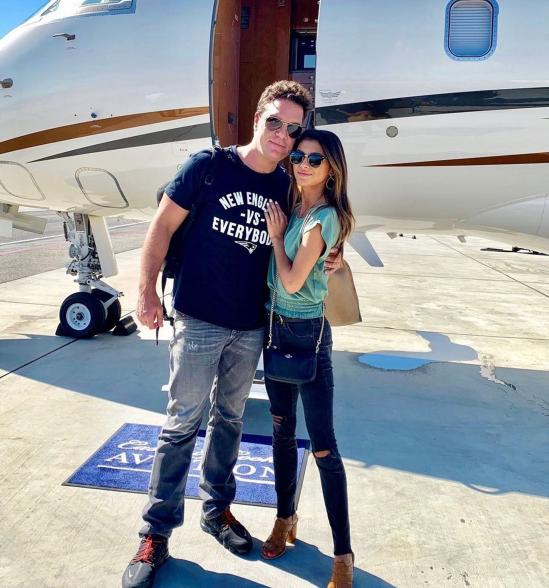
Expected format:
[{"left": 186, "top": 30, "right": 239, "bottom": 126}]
[{"left": 263, "top": 207, "right": 326, "bottom": 384}]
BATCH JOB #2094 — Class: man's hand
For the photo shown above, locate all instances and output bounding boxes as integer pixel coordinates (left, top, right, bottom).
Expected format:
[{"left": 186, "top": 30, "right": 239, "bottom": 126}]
[
  {"left": 137, "top": 288, "right": 163, "bottom": 329},
  {"left": 323, "top": 247, "right": 343, "bottom": 275},
  {"left": 136, "top": 197, "right": 189, "bottom": 331}
]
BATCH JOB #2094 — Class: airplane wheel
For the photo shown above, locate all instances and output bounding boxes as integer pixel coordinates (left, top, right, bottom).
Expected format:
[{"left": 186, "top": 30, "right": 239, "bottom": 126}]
[
  {"left": 59, "top": 292, "right": 106, "bottom": 338},
  {"left": 92, "top": 289, "right": 122, "bottom": 332}
]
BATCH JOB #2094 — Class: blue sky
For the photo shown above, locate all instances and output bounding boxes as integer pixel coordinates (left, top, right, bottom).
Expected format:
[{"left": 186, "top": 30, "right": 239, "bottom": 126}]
[{"left": 0, "top": 0, "right": 47, "bottom": 39}]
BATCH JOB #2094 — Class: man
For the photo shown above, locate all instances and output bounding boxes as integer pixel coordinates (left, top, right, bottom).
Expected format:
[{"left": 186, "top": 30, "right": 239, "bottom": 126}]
[{"left": 123, "top": 80, "right": 338, "bottom": 588}]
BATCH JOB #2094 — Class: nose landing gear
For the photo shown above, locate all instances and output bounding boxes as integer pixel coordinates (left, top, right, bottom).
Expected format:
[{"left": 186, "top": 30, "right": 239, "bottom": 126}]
[{"left": 56, "top": 212, "right": 135, "bottom": 338}]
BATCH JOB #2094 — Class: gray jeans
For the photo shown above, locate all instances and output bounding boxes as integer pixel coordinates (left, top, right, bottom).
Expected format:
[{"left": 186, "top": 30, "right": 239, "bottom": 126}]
[{"left": 140, "top": 311, "right": 263, "bottom": 538}]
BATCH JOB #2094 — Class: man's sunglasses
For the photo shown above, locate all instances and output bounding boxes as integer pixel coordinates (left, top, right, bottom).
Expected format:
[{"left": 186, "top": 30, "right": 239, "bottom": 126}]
[
  {"left": 265, "top": 116, "right": 302, "bottom": 138},
  {"left": 289, "top": 150, "right": 327, "bottom": 168}
]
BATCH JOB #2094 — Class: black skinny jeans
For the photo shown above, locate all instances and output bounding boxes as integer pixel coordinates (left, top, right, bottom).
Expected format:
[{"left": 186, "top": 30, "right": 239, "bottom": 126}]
[{"left": 264, "top": 314, "right": 352, "bottom": 556}]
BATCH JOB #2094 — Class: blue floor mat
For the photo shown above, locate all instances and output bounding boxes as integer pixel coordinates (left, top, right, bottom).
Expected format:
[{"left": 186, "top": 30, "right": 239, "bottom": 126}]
[{"left": 64, "top": 423, "right": 310, "bottom": 508}]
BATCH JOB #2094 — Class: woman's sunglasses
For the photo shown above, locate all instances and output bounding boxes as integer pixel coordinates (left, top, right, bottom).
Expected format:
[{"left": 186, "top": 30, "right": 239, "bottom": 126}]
[
  {"left": 289, "top": 150, "right": 327, "bottom": 168},
  {"left": 265, "top": 116, "right": 303, "bottom": 139}
]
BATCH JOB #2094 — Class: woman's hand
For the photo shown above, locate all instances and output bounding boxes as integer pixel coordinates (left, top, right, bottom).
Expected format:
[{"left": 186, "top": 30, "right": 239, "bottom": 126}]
[{"left": 265, "top": 201, "right": 288, "bottom": 242}]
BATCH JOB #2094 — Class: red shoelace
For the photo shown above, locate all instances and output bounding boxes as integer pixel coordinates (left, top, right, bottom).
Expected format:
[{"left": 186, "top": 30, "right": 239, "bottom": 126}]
[{"left": 131, "top": 536, "right": 165, "bottom": 565}]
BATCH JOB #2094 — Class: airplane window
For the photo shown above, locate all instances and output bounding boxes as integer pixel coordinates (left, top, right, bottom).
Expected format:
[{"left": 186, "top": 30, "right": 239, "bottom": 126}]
[
  {"left": 80, "top": 0, "right": 131, "bottom": 6},
  {"left": 25, "top": 0, "right": 134, "bottom": 22},
  {"left": 24, "top": 0, "right": 60, "bottom": 20},
  {"left": 78, "top": 0, "right": 135, "bottom": 11},
  {"left": 21, "top": 0, "right": 60, "bottom": 25},
  {"left": 41, "top": 0, "right": 61, "bottom": 15},
  {"left": 446, "top": 0, "right": 498, "bottom": 60},
  {"left": 29, "top": 0, "right": 135, "bottom": 18}
]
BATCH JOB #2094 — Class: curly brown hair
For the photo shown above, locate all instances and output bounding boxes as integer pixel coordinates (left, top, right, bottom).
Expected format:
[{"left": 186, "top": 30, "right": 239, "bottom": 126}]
[{"left": 256, "top": 80, "right": 313, "bottom": 117}]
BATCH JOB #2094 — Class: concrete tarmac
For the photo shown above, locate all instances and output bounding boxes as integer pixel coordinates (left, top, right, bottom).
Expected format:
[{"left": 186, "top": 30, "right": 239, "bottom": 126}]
[
  {"left": 0, "top": 211, "right": 149, "bottom": 283},
  {"left": 0, "top": 233, "right": 548, "bottom": 587}
]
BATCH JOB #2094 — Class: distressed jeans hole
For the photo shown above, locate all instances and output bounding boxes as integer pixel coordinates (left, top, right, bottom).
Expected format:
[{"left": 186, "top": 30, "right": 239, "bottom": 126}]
[{"left": 314, "top": 449, "right": 331, "bottom": 459}]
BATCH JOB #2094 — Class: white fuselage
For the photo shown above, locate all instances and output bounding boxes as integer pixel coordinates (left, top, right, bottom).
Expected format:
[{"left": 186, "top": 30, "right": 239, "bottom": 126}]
[{"left": 1, "top": 0, "right": 549, "bottom": 252}]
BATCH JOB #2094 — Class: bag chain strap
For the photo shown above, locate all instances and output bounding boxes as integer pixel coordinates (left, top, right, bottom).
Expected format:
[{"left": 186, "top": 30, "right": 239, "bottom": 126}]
[
  {"left": 267, "top": 205, "right": 325, "bottom": 354},
  {"left": 267, "top": 273, "right": 325, "bottom": 353}
]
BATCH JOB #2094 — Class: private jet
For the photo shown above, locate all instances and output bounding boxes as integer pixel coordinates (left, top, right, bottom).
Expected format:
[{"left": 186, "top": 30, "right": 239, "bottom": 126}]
[{"left": 1, "top": 0, "right": 548, "bottom": 337}]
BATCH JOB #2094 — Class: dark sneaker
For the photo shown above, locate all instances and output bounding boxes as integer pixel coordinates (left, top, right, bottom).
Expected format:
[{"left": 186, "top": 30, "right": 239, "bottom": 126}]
[
  {"left": 122, "top": 534, "right": 169, "bottom": 588},
  {"left": 200, "top": 507, "right": 253, "bottom": 555}
]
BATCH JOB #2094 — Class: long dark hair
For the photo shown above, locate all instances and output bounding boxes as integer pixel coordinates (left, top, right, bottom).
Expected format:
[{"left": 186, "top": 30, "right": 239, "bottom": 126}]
[{"left": 290, "top": 129, "right": 355, "bottom": 247}]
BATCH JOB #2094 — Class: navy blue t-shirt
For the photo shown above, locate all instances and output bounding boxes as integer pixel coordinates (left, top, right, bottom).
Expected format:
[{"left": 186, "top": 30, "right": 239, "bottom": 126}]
[{"left": 164, "top": 146, "right": 290, "bottom": 330}]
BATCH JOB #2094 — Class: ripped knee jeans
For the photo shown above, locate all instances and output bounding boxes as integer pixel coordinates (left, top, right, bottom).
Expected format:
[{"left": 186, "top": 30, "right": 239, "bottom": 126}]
[{"left": 264, "top": 317, "right": 352, "bottom": 555}]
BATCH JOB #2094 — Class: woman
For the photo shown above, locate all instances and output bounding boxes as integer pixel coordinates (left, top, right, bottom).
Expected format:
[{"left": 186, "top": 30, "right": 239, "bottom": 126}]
[{"left": 263, "top": 129, "right": 355, "bottom": 587}]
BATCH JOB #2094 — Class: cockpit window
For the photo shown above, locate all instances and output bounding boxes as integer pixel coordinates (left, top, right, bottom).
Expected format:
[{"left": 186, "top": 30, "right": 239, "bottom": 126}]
[
  {"left": 42, "top": 1, "right": 61, "bottom": 16},
  {"left": 31, "top": 0, "right": 135, "bottom": 20},
  {"left": 78, "top": 0, "right": 135, "bottom": 11},
  {"left": 80, "top": 0, "right": 130, "bottom": 4},
  {"left": 24, "top": 1, "right": 60, "bottom": 20}
]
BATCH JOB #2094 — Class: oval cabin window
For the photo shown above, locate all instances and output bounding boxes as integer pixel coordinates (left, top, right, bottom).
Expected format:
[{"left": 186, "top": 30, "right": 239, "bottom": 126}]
[{"left": 446, "top": 0, "right": 498, "bottom": 60}]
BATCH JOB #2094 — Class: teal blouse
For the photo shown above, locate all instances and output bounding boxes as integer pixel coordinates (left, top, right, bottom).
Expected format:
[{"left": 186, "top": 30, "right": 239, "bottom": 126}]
[{"left": 267, "top": 205, "right": 340, "bottom": 318}]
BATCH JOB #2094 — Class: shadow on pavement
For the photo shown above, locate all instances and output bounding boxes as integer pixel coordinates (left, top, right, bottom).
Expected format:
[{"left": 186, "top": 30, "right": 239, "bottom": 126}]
[
  {"left": 155, "top": 557, "right": 268, "bottom": 587},
  {"left": 243, "top": 537, "right": 395, "bottom": 588},
  {"left": 1, "top": 333, "right": 548, "bottom": 500}
]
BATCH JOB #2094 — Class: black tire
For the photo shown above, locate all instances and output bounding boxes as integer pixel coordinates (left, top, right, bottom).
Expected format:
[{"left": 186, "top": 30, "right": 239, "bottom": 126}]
[
  {"left": 92, "top": 289, "right": 122, "bottom": 332},
  {"left": 59, "top": 292, "right": 106, "bottom": 338}
]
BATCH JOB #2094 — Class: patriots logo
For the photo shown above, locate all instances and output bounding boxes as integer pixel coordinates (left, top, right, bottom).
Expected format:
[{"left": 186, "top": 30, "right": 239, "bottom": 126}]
[{"left": 236, "top": 241, "right": 257, "bottom": 254}]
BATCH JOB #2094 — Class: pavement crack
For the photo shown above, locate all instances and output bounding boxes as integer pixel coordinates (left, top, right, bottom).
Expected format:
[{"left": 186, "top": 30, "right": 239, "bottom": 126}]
[
  {"left": 478, "top": 353, "right": 516, "bottom": 389},
  {"left": 479, "top": 354, "right": 549, "bottom": 417}
]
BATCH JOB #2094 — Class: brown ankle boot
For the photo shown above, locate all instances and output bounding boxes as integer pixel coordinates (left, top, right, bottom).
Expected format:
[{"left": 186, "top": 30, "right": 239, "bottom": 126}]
[
  {"left": 327, "top": 552, "right": 354, "bottom": 587},
  {"left": 261, "top": 513, "right": 298, "bottom": 559}
]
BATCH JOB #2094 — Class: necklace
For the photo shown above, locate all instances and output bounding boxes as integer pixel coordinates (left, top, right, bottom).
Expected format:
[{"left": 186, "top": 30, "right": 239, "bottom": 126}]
[{"left": 297, "top": 200, "right": 326, "bottom": 218}]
